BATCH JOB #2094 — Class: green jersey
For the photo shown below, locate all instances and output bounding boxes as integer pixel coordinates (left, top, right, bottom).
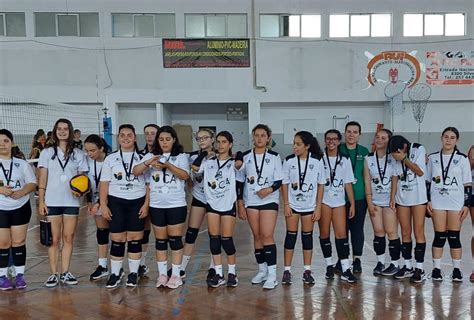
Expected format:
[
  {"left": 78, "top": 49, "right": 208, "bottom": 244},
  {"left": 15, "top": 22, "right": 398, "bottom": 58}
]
[{"left": 339, "top": 143, "right": 369, "bottom": 201}]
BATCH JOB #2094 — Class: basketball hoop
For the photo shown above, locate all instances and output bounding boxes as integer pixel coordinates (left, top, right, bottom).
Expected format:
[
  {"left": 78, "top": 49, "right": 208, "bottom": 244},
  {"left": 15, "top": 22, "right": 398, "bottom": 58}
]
[
  {"left": 409, "top": 83, "right": 432, "bottom": 142},
  {"left": 384, "top": 81, "right": 407, "bottom": 115}
]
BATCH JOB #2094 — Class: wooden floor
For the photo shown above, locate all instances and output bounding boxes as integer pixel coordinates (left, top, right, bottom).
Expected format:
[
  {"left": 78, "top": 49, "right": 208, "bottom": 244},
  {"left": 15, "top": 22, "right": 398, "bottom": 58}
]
[{"left": 0, "top": 200, "right": 473, "bottom": 320}]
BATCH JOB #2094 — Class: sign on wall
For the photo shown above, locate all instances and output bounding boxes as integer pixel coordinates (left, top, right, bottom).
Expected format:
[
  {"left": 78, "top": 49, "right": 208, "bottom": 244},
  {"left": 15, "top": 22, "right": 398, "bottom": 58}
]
[
  {"left": 426, "top": 51, "right": 474, "bottom": 85},
  {"left": 162, "top": 38, "right": 250, "bottom": 68},
  {"left": 366, "top": 51, "right": 421, "bottom": 88}
]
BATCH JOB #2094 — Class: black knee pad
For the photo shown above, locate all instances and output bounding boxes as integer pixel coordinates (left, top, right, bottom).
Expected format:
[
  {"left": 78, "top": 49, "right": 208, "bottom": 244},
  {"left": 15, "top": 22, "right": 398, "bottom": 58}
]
[
  {"left": 284, "top": 231, "right": 297, "bottom": 250},
  {"left": 401, "top": 242, "right": 413, "bottom": 260},
  {"left": 128, "top": 240, "right": 142, "bottom": 253},
  {"left": 185, "top": 227, "right": 199, "bottom": 245},
  {"left": 142, "top": 229, "right": 151, "bottom": 245},
  {"left": 0, "top": 248, "right": 9, "bottom": 268},
  {"left": 388, "top": 238, "right": 401, "bottom": 261},
  {"left": 373, "top": 236, "right": 386, "bottom": 256},
  {"left": 301, "top": 231, "right": 313, "bottom": 250},
  {"left": 96, "top": 228, "right": 110, "bottom": 245},
  {"left": 11, "top": 245, "right": 26, "bottom": 267},
  {"left": 221, "top": 236, "right": 236, "bottom": 255},
  {"left": 209, "top": 234, "right": 221, "bottom": 255},
  {"left": 168, "top": 236, "right": 184, "bottom": 251},
  {"left": 432, "top": 231, "right": 447, "bottom": 248},
  {"left": 264, "top": 244, "right": 277, "bottom": 266},
  {"left": 254, "top": 248, "right": 265, "bottom": 264},
  {"left": 447, "top": 230, "right": 461, "bottom": 249},
  {"left": 110, "top": 241, "right": 125, "bottom": 257},
  {"left": 155, "top": 238, "right": 168, "bottom": 251},
  {"left": 414, "top": 242, "right": 426, "bottom": 263},
  {"left": 335, "top": 238, "right": 349, "bottom": 260},
  {"left": 319, "top": 237, "right": 332, "bottom": 258}
]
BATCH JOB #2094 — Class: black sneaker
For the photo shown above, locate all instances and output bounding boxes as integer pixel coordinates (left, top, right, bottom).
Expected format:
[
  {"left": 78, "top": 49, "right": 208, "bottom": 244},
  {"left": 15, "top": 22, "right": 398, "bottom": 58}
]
[
  {"left": 352, "top": 258, "right": 362, "bottom": 273},
  {"left": 334, "top": 260, "right": 342, "bottom": 275},
  {"left": 167, "top": 268, "right": 186, "bottom": 279},
  {"left": 325, "top": 265, "right": 335, "bottom": 279},
  {"left": 126, "top": 272, "right": 139, "bottom": 287},
  {"left": 90, "top": 265, "right": 109, "bottom": 281},
  {"left": 393, "top": 266, "right": 414, "bottom": 279},
  {"left": 341, "top": 269, "right": 357, "bottom": 283},
  {"left": 106, "top": 273, "right": 122, "bottom": 289},
  {"left": 60, "top": 272, "right": 78, "bottom": 285},
  {"left": 282, "top": 270, "right": 292, "bottom": 285},
  {"left": 431, "top": 268, "right": 443, "bottom": 281},
  {"left": 138, "top": 265, "right": 149, "bottom": 277},
  {"left": 410, "top": 268, "right": 425, "bottom": 283},
  {"left": 206, "top": 268, "right": 216, "bottom": 286},
  {"left": 208, "top": 274, "right": 226, "bottom": 288},
  {"left": 451, "top": 268, "right": 463, "bottom": 282},
  {"left": 302, "top": 270, "right": 315, "bottom": 285},
  {"left": 381, "top": 263, "right": 399, "bottom": 276},
  {"left": 227, "top": 273, "right": 238, "bottom": 287},
  {"left": 373, "top": 262, "right": 384, "bottom": 276}
]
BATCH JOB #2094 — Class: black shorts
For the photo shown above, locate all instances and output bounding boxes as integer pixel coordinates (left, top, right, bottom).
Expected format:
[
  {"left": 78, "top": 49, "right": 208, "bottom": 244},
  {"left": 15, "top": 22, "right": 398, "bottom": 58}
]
[
  {"left": 0, "top": 201, "right": 32, "bottom": 228},
  {"left": 47, "top": 206, "right": 79, "bottom": 216},
  {"left": 150, "top": 206, "right": 187, "bottom": 227},
  {"left": 293, "top": 210, "right": 313, "bottom": 216},
  {"left": 247, "top": 202, "right": 279, "bottom": 211},
  {"left": 470, "top": 195, "right": 474, "bottom": 207},
  {"left": 108, "top": 195, "right": 146, "bottom": 233},
  {"left": 206, "top": 204, "right": 236, "bottom": 217},
  {"left": 191, "top": 197, "right": 207, "bottom": 208}
]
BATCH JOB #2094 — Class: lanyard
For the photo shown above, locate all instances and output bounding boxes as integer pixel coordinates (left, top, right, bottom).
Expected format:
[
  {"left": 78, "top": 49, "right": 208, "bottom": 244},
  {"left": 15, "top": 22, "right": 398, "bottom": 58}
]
[
  {"left": 161, "top": 154, "right": 171, "bottom": 183},
  {"left": 440, "top": 150, "right": 456, "bottom": 183},
  {"left": 215, "top": 158, "right": 232, "bottom": 179},
  {"left": 0, "top": 160, "right": 13, "bottom": 186},
  {"left": 297, "top": 154, "right": 309, "bottom": 190},
  {"left": 120, "top": 150, "right": 134, "bottom": 179},
  {"left": 56, "top": 148, "right": 70, "bottom": 172},
  {"left": 376, "top": 152, "right": 388, "bottom": 181},
  {"left": 253, "top": 149, "right": 267, "bottom": 180},
  {"left": 326, "top": 153, "right": 342, "bottom": 184},
  {"left": 93, "top": 160, "right": 102, "bottom": 188},
  {"left": 401, "top": 145, "right": 411, "bottom": 181}
]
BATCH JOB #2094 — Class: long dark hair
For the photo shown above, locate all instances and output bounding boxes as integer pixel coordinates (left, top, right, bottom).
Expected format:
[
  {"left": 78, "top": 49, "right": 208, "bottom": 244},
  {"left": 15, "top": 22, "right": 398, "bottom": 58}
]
[
  {"left": 295, "top": 131, "right": 323, "bottom": 158},
  {"left": 84, "top": 134, "right": 111, "bottom": 155},
  {"left": 118, "top": 124, "right": 140, "bottom": 152},
  {"left": 143, "top": 124, "right": 159, "bottom": 151},
  {"left": 152, "top": 125, "right": 183, "bottom": 156},
  {"left": 0, "top": 129, "right": 24, "bottom": 159},
  {"left": 31, "top": 129, "right": 45, "bottom": 149},
  {"left": 388, "top": 135, "right": 411, "bottom": 154},
  {"left": 51, "top": 118, "right": 75, "bottom": 159},
  {"left": 216, "top": 131, "right": 234, "bottom": 156}
]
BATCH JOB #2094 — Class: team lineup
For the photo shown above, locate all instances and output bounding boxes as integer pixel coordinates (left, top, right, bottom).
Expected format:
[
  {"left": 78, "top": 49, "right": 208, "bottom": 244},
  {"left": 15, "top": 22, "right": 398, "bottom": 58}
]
[{"left": 0, "top": 119, "right": 472, "bottom": 291}]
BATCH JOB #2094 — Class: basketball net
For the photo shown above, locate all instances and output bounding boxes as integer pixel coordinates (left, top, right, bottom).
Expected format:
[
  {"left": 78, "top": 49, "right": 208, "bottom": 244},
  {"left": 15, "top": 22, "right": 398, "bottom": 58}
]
[
  {"left": 384, "top": 68, "right": 407, "bottom": 116},
  {"left": 408, "top": 83, "right": 432, "bottom": 142}
]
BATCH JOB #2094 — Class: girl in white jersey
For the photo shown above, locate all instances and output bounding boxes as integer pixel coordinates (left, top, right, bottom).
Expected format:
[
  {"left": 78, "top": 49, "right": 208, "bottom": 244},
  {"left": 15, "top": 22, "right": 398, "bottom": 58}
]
[
  {"left": 182, "top": 128, "right": 216, "bottom": 280},
  {"left": 389, "top": 135, "right": 427, "bottom": 283},
  {"left": 426, "top": 127, "right": 471, "bottom": 282},
  {"left": 84, "top": 134, "right": 111, "bottom": 281},
  {"left": 364, "top": 129, "right": 401, "bottom": 277},
  {"left": 468, "top": 145, "right": 474, "bottom": 283},
  {"left": 100, "top": 124, "right": 149, "bottom": 289},
  {"left": 38, "top": 119, "right": 88, "bottom": 288},
  {"left": 237, "top": 124, "right": 283, "bottom": 289},
  {"left": 319, "top": 129, "right": 357, "bottom": 283},
  {"left": 0, "top": 129, "right": 36, "bottom": 290},
  {"left": 281, "top": 131, "right": 325, "bottom": 285},
  {"left": 134, "top": 126, "right": 190, "bottom": 289}
]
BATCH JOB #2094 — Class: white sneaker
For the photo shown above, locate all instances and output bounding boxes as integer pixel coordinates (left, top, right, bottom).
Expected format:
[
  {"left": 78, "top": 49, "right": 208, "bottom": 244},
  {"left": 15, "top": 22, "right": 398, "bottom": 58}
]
[
  {"left": 262, "top": 275, "right": 278, "bottom": 289},
  {"left": 251, "top": 271, "right": 268, "bottom": 284},
  {"left": 156, "top": 274, "right": 168, "bottom": 288},
  {"left": 166, "top": 274, "right": 183, "bottom": 289}
]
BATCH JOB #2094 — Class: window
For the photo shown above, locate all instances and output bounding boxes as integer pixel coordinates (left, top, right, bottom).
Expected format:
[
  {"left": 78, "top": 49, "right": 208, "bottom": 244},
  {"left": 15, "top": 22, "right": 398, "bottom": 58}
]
[
  {"left": 112, "top": 13, "right": 175, "bottom": 37},
  {"left": 330, "top": 13, "right": 391, "bottom": 38},
  {"left": 403, "top": 13, "right": 465, "bottom": 37},
  {"left": 259, "top": 14, "right": 321, "bottom": 38},
  {"left": 185, "top": 14, "right": 247, "bottom": 38},
  {"left": 35, "top": 12, "right": 99, "bottom": 37},
  {"left": 0, "top": 12, "right": 26, "bottom": 37}
]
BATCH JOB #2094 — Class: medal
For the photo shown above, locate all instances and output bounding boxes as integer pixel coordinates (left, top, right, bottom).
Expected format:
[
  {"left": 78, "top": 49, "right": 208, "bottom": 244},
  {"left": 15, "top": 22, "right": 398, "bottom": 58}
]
[
  {"left": 297, "top": 154, "right": 309, "bottom": 191},
  {"left": 60, "top": 174, "right": 68, "bottom": 182},
  {"left": 55, "top": 147, "right": 70, "bottom": 183}
]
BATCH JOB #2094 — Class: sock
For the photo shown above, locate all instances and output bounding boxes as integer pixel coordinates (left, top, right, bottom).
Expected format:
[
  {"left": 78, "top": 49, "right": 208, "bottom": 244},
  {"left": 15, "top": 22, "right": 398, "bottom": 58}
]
[
  {"left": 209, "top": 256, "right": 215, "bottom": 269},
  {"left": 341, "top": 259, "right": 350, "bottom": 272},
  {"left": 128, "top": 258, "right": 140, "bottom": 274},
  {"left": 215, "top": 265, "right": 223, "bottom": 276},
  {"left": 405, "top": 260, "right": 412, "bottom": 269},
  {"left": 377, "top": 254, "right": 385, "bottom": 264},
  {"left": 172, "top": 264, "right": 181, "bottom": 276},
  {"left": 284, "top": 266, "right": 291, "bottom": 272},
  {"left": 392, "top": 260, "right": 399, "bottom": 267},
  {"left": 0, "top": 267, "right": 7, "bottom": 277},
  {"left": 433, "top": 258, "right": 441, "bottom": 269},
  {"left": 416, "top": 262, "right": 423, "bottom": 270},
  {"left": 140, "top": 251, "right": 147, "bottom": 266},
  {"left": 303, "top": 265, "right": 311, "bottom": 271},
  {"left": 98, "top": 258, "right": 107, "bottom": 268},
  {"left": 267, "top": 264, "right": 277, "bottom": 276},
  {"left": 157, "top": 261, "right": 167, "bottom": 276},
  {"left": 258, "top": 262, "right": 268, "bottom": 273},
  {"left": 14, "top": 265, "right": 25, "bottom": 275},
  {"left": 325, "top": 257, "right": 333, "bottom": 267},
  {"left": 453, "top": 259, "right": 461, "bottom": 269},
  {"left": 181, "top": 255, "right": 191, "bottom": 271},
  {"left": 228, "top": 264, "right": 236, "bottom": 275},
  {"left": 111, "top": 260, "right": 123, "bottom": 276}
]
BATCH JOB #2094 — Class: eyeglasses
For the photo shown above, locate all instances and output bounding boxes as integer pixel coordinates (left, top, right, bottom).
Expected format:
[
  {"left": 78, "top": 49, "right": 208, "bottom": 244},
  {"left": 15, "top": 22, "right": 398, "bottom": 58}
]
[
  {"left": 195, "top": 136, "right": 211, "bottom": 142},
  {"left": 325, "top": 137, "right": 339, "bottom": 142}
]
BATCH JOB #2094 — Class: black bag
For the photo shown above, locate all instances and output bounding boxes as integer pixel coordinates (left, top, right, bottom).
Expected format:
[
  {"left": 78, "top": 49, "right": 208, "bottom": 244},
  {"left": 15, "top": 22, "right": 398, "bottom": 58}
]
[{"left": 40, "top": 218, "right": 52, "bottom": 247}]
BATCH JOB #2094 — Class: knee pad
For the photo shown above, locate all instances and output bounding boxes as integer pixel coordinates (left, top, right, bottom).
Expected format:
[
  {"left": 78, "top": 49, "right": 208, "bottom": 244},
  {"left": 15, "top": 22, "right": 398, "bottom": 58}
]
[
  {"left": 221, "top": 236, "right": 236, "bottom": 256},
  {"left": 414, "top": 242, "right": 426, "bottom": 263},
  {"left": 447, "top": 230, "right": 461, "bottom": 249},
  {"left": 301, "top": 231, "right": 313, "bottom": 251},
  {"left": 168, "top": 236, "right": 184, "bottom": 251},
  {"left": 0, "top": 248, "right": 9, "bottom": 268},
  {"left": 11, "top": 245, "right": 26, "bottom": 266},
  {"left": 209, "top": 234, "right": 221, "bottom": 255},
  {"left": 185, "top": 227, "right": 199, "bottom": 245},
  {"left": 128, "top": 240, "right": 142, "bottom": 253},
  {"left": 401, "top": 242, "right": 413, "bottom": 260},
  {"left": 155, "top": 239, "right": 168, "bottom": 251},
  {"left": 142, "top": 229, "right": 151, "bottom": 245},
  {"left": 96, "top": 228, "right": 110, "bottom": 245},
  {"left": 388, "top": 238, "right": 401, "bottom": 261},
  {"left": 319, "top": 237, "right": 332, "bottom": 258},
  {"left": 373, "top": 236, "right": 386, "bottom": 256},
  {"left": 432, "top": 231, "right": 447, "bottom": 248},
  {"left": 284, "top": 231, "right": 297, "bottom": 250},
  {"left": 110, "top": 241, "right": 125, "bottom": 257},
  {"left": 335, "top": 238, "right": 349, "bottom": 259}
]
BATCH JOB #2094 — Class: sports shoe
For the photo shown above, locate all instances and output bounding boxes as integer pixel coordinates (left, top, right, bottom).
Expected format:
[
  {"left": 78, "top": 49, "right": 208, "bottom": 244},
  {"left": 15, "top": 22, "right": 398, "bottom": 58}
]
[
  {"left": 156, "top": 274, "right": 168, "bottom": 288},
  {"left": 126, "top": 272, "right": 139, "bottom": 287},
  {"left": 470, "top": 272, "right": 474, "bottom": 283},
  {"left": 393, "top": 266, "right": 414, "bottom": 279},
  {"left": 281, "top": 270, "right": 292, "bottom": 285},
  {"left": 0, "top": 276, "right": 14, "bottom": 291},
  {"left": 341, "top": 269, "right": 357, "bottom": 283},
  {"left": 167, "top": 268, "right": 186, "bottom": 279},
  {"left": 106, "top": 273, "right": 121, "bottom": 289},
  {"left": 44, "top": 273, "right": 59, "bottom": 288},
  {"left": 138, "top": 265, "right": 149, "bottom": 277},
  {"left": 251, "top": 271, "right": 268, "bottom": 284},
  {"left": 325, "top": 265, "right": 335, "bottom": 279},
  {"left": 262, "top": 274, "right": 278, "bottom": 289},
  {"left": 409, "top": 268, "right": 425, "bottom": 283},
  {"left": 166, "top": 274, "right": 183, "bottom": 289},
  {"left": 381, "top": 263, "right": 399, "bottom": 276},
  {"left": 373, "top": 262, "right": 385, "bottom": 276},
  {"left": 60, "top": 272, "right": 78, "bottom": 285},
  {"left": 451, "top": 268, "right": 463, "bottom": 282},
  {"left": 208, "top": 274, "right": 226, "bottom": 288},
  {"left": 206, "top": 268, "right": 216, "bottom": 286},
  {"left": 302, "top": 270, "right": 315, "bottom": 285},
  {"left": 7, "top": 266, "right": 16, "bottom": 278},
  {"left": 430, "top": 268, "right": 443, "bottom": 281},
  {"left": 227, "top": 273, "right": 238, "bottom": 287},
  {"left": 334, "top": 260, "right": 342, "bottom": 275},
  {"left": 15, "top": 274, "right": 27, "bottom": 289},
  {"left": 352, "top": 258, "right": 362, "bottom": 273},
  {"left": 90, "top": 265, "right": 109, "bottom": 281}
]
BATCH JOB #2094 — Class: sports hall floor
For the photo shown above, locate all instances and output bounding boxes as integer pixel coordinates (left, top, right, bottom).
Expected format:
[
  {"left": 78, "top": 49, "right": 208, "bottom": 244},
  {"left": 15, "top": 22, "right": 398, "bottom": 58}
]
[{"left": 0, "top": 200, "right": 472, "bottom": 319}]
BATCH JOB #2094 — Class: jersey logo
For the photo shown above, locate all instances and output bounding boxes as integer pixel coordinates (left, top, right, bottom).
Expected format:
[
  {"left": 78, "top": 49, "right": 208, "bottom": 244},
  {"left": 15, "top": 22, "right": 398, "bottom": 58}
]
[
  {"left": 265, "top": 158, "right": 270, "bottom": 164},
  {"left": 247, "top": 176, "right": 255, "bottom": 184},
  {"left": 309, "top": 164, "right": 314, "bottom": 170},
  {"left": 152, "top": 173, "right": 160, "bottom": 182},
  {"left": 14, "top": 163, "right": 20, "bottom": 168},
  {"left": 114, "top": 172, "right": 123, "bottom": 180},
  {"left": 208, "top": 181, "right": 217, "bottom": 189}
]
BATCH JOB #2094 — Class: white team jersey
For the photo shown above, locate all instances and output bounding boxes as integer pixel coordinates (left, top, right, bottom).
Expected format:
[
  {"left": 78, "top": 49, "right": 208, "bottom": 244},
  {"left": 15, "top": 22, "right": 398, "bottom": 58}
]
[
  {"left": 199, "top": 157, "right": 237, "bottom": 212},
  {"left": 38, "top": 147, "right": 88, "bottom": 207},
  {"left": 141, "top": 152, "right": 190, "bottom": 208},
  {"left": 393, "top": 143, "right": 427, "bottom": 206},
  {"left": 0, "top": 157, "right": 36, "bottom": 210},
  {"left": 427, "top": 150, "right": 472, "bottom": 211},
  {"left": 365, "top": 152, "right": 395, "bottom": 207},
  {"left": 101, "top": 150, "right": 147, "bottom": 200},
  {"left": 322, "top": 153, "right": 355, "bottom": 208},
  {"left": 282, "top": 153, "right": 326, "bottom": 212},
  {"left": 86, "top": 156, "right": 104, "bottom": 204},
  {"left": 236, "top": 149, "right": 283, "bottom": 207},
  {"left": 189, "top": 151, "right": 206, "bottom": 203}
]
